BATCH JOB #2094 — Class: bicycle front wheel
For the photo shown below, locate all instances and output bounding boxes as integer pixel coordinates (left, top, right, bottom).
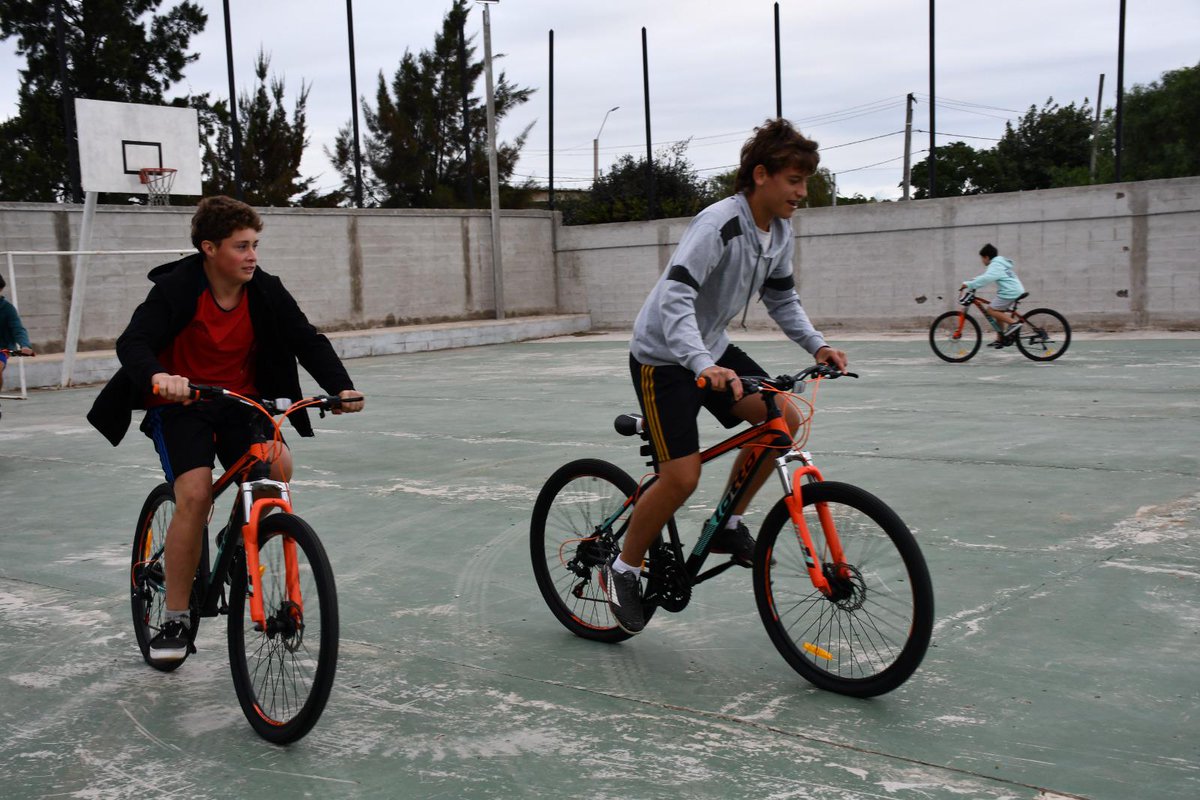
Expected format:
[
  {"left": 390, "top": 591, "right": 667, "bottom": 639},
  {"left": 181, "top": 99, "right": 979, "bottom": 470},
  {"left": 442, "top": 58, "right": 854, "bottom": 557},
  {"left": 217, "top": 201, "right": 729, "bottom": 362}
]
[
  {"left": 1016, "top": 308, "right": 1071, "bottom": 361},
  {"left": 228, "top": 513, "right": 338, "bottom": 744},
  {"left": 130, "top": 483, "right": 199, "bottom": 672},
  {"left": 929, "top": 311, "right": 981, "bottom": 362},
  {"left": 530, "top": 458, "right": 658, "bottom": 643},
  {"left": 754, "top": 481, "right": 933, "bottom": 697}
]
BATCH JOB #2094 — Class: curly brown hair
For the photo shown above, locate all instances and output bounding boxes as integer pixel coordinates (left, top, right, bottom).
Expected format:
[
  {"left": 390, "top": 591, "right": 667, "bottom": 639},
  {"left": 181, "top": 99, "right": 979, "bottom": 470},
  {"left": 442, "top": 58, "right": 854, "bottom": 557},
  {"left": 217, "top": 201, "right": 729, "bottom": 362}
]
[
  {"left": 190, "top": 195, "right": 263, "bottom": 251},
  {"left": 735, "top": 119, "right": 820, "bottom": 194}
]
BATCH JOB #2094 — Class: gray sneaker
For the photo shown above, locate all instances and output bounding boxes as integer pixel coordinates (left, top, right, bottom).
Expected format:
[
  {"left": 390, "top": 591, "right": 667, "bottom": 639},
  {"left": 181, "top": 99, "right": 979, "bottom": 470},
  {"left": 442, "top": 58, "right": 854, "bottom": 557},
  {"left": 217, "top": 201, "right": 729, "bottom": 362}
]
[{"left": 598, "top": 556, "right": 645, "bottom": 634}]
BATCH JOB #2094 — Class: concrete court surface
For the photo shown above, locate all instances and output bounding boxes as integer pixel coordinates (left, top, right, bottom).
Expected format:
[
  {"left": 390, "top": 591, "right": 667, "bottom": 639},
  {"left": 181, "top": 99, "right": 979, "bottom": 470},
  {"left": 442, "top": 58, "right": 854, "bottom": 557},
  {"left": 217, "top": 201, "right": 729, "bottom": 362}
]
[{"left": 0, "top": 334, "right": 1197, "bottom": 800}]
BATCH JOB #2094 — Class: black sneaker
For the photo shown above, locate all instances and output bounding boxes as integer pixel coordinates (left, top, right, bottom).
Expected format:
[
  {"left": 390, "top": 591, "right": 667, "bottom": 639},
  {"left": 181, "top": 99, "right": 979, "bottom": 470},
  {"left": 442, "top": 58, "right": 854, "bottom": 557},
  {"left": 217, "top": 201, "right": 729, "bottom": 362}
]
[
  {"left": 710, "top": 522, "right": 756, "bottom": 567},
  {"left": 598, "top": 556, "right": 645, "bottom": 634},
  {"left": 148, "top": 620, "right": 191, "bottom": 662}
]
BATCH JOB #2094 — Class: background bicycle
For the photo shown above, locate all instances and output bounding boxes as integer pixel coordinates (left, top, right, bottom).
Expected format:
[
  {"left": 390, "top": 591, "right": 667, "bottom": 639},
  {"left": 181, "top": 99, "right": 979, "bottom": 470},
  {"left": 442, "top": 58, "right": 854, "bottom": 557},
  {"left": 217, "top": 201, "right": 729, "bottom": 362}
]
[
  {"left": 530, "top": 364, "right": 934, "bottom": 697},
  {"left": 131, "top": 385, "right": 344, "bottom": 744},
  {"left": 929, "top": 289, "right": 1071, "bottom": 363}
]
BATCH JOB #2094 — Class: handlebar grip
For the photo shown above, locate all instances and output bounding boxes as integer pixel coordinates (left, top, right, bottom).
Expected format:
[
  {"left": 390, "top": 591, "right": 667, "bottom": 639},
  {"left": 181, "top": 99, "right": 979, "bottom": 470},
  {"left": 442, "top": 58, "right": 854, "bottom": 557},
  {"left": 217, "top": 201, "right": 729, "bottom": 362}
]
[{"left": 695, "top": 376, "right": 709, "bottom": 389}]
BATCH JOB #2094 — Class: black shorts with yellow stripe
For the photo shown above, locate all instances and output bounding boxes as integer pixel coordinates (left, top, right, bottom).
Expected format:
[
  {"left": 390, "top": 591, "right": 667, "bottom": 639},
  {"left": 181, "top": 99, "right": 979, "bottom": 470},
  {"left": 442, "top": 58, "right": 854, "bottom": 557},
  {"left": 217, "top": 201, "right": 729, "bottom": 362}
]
[{"left": 629, "top": 343, "right": 767, "bottom": 462}]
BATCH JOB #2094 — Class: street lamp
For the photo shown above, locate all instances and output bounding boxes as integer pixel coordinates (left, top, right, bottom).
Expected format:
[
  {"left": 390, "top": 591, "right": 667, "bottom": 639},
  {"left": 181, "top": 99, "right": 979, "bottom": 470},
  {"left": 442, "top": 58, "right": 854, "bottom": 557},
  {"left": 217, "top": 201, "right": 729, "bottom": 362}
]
[{"left": 593, "top": 106, "right": 619, "bottom": 182}]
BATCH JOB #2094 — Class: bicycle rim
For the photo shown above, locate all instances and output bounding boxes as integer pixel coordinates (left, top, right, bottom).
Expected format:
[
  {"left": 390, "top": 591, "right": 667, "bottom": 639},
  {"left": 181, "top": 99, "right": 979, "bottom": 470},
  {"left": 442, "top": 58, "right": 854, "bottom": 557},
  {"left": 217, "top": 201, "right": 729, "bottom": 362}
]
[
  {"left": 228, "top": 513, "right": 338, "bottom": 744},
  {"left": 929, "top": 312, "right": 981, "bottom": 363},
  {"left": 530, "top": 459, "right": 654, "bottom": 643},
  {"left": 1016, "top": 308, "right": 1071, "bottom": 361},
  {"left": 754, "top": 481, "right": 933, "bottom": 697}
]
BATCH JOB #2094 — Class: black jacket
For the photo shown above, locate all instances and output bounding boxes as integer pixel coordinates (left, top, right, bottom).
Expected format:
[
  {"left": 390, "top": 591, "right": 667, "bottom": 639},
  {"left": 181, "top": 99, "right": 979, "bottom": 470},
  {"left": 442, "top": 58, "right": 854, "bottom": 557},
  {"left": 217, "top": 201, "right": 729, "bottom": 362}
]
[{"left": 87, "top": 253, "right": 354, "bottom": 446}]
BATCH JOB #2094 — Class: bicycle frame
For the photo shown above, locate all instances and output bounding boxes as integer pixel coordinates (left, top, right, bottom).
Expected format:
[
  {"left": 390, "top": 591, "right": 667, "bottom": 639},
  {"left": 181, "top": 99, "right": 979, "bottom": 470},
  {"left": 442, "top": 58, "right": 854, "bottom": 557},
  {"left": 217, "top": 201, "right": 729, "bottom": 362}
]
[
  {"left": 618, "top": 381, "right": 848, "bottom": 597},
  {"left": 952, "top": 294, "right": 1029, "bottom": 337},
  {"left": 202, "top": 445, "right": 299, "bottom": 631}
]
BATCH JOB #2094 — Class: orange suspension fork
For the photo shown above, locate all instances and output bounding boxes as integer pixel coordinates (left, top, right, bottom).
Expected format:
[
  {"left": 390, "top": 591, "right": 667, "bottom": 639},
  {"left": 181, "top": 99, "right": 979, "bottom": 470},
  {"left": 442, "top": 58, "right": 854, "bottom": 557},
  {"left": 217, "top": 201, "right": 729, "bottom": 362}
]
[
  {"left": 241, "top": 497, "right": 293, "bottom": 629},
  {"left": 783, "top": 465, "right": 848, "bottom": 596}
]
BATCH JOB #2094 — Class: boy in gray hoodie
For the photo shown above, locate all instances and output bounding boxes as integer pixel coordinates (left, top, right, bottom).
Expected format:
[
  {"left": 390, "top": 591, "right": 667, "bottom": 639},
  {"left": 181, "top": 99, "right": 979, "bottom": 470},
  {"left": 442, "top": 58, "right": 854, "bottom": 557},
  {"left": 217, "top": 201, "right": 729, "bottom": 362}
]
[{"left": 600, "top": 119, "right": 847, "bottom": 634}]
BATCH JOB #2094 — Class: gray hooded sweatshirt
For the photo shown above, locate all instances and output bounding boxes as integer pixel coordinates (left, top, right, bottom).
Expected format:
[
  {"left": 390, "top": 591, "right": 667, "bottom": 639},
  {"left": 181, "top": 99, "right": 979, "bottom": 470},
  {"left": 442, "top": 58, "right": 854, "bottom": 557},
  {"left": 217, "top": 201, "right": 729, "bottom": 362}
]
[{"left": 630, "top": 193, "right": 827, "bottom": 377}]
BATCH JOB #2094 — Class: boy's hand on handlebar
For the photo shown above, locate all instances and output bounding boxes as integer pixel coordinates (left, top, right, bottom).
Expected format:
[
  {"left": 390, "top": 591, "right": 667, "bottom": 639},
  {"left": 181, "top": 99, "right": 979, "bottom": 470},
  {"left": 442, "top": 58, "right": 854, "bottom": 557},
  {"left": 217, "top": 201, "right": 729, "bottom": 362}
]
[
  {"left": 697, "top": 366, "right": 743, "bottom": 401},
  {"left": 333, "top": 388, "right": 365, "bottom": 414},
  {"left": 814, "top": 346, "right": 848, "bottom": 374},
  {"left": 151, "top": 372, "right": 194, "bottom": 403}
]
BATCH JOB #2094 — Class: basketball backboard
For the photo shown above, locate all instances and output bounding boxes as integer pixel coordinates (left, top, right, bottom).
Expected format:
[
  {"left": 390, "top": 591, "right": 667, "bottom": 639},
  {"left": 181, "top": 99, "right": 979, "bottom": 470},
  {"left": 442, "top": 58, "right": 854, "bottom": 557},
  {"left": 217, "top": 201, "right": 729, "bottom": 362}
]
[{"left": 75, "top": 99, "right": 204, "bottom": 197}]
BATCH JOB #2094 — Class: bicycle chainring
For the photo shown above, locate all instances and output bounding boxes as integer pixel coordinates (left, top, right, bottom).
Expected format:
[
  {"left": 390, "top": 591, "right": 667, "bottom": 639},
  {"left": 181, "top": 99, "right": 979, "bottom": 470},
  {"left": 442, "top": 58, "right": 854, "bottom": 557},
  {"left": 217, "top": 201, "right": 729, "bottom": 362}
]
[{"left": 646, "top": 550, "right": 691, "bottom": 613}]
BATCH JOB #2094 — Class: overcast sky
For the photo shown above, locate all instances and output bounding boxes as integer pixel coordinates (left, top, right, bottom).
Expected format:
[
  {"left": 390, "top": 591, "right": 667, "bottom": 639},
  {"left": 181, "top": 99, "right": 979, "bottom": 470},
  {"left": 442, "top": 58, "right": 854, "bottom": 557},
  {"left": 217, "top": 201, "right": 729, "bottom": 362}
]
[{"left": 2, "top": 0, "right": 1198, "bottom": 201}]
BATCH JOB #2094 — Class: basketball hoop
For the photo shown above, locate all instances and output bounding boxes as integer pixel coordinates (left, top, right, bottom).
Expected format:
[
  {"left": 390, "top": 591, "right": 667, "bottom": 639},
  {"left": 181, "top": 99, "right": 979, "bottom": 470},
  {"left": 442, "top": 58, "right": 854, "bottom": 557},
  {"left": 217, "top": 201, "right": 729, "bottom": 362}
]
[{"left": 138, "top": 167, "right": 177, "bottom": 206}]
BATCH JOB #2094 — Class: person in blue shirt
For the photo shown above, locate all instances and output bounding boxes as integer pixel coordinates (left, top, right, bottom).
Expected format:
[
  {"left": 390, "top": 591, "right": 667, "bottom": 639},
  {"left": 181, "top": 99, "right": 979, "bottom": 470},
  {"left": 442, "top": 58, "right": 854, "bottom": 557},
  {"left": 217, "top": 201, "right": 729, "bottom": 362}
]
[
  {"left": 0, "top": 274, "right": 35, "bottom": 393},
  {"left": 962, "top": 243, "right": 1025, "bottom": 347}
]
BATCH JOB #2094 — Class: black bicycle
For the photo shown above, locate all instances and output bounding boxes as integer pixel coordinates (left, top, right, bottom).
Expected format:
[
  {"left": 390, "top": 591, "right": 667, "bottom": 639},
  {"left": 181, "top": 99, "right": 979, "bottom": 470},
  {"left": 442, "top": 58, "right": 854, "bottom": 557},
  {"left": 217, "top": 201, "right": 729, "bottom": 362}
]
[{"left": 530, "top": 365, "right": 934, "bottom": 697}]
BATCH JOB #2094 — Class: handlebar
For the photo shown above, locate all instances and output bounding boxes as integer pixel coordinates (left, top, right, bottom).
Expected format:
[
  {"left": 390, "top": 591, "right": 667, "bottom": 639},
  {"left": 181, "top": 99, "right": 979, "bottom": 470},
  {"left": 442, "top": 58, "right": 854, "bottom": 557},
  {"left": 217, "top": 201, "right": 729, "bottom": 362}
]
[
  {"left": 0, "top": 348, "right": 34, "bottom": 357},
  {"left": 696, "top": 363, "right": 858, "bottom": 394},
  {"left": 152, "top": 383, "right": 361, "bottom": 415}
]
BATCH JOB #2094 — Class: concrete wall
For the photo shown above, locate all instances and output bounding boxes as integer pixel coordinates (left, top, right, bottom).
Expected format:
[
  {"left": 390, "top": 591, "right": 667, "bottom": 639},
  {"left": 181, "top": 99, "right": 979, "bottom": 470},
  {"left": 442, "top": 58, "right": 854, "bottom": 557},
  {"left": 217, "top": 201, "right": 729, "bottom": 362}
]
[
  {"left": 0, "top": 204, "right": 557, "bottom": 352},
  {"left": 3, "top": 176, "right": 1197, "bottom": 354},
  {"left": 555, "top": 176, "right": 1200, "bottom": 333}
]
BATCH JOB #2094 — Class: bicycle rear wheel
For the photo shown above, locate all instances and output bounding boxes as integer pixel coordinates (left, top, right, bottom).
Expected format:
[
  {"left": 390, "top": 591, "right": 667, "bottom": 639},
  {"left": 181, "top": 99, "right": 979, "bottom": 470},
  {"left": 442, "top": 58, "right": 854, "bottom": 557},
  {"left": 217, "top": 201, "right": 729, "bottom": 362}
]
[
  {"left": 228, "top": 513, "right": 338, "bottom": 744},
  {"left": 1016, "top": 308, "right": 1071, "bottom": 361},
  {"left": 130, "top": 483, "right": 200, "bottom": 671},
  {"left": 754, "top": 481, "right": 933, "bottom": 697},
  {"left": 530, "top": 458, "right": 659, "bottom": 643},
  {"left": 929, "top": 311, "right": 981, "bottom": 362}
]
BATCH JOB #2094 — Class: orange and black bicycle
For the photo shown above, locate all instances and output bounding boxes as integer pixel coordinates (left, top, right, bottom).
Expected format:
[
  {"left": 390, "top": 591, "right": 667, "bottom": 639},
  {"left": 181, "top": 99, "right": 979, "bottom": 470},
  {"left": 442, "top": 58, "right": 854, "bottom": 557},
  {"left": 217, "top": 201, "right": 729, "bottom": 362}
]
[
  {"left": 131, "top": 384, "right": 348, "bottom": 744},
  {"left": 929, "top": 289, "right": 1071, "bottom": 363},
  {"left": 530, "top": 364, "right": 934, "bottom": 697}
]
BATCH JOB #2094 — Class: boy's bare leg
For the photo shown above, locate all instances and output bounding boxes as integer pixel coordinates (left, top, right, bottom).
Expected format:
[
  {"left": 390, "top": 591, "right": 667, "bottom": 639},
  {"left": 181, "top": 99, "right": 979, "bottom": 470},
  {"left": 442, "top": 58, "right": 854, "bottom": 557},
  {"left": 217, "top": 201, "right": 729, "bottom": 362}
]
[
  {"left": 726, "top": 394, "right": 802, "bottom": 516},
  {"left": 620, "top": 453, "right": 700, "bottom": 566},
  {"left": 164, "top": 467, "right": 213, "bottom": 611}
]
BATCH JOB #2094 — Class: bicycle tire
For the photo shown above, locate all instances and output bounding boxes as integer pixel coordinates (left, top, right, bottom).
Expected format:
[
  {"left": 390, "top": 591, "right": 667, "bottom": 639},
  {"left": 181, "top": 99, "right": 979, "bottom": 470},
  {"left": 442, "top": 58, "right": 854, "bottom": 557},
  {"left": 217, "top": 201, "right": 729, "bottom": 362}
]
[
  {"left": 530, "top": 458, "right": 660, "bottom": 643},
  {"left": 1016, "top": 308, "right": 1071, "bottom": 362},
  {"left": 228, "top": 513, "right": 338, "bottom": 744},
  {"left": 130, "top": 483, "right": 200, "bottom": 672},
  {"left": 753, "top": 481, "right": 933, "bottom": 697},
  {"left": 929, "top": 311, "right": 982, "bottom": 363}
]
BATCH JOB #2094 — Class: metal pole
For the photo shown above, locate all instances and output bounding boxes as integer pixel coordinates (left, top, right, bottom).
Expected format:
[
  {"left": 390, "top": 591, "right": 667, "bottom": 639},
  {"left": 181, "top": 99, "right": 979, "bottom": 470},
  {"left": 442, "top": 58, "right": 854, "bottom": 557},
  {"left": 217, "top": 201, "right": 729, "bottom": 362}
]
[
  {"left": 902, "top": 93, "right": 915, "bottom": 200},
  {"left": 927, "top": 0, "right": 936, "bottom": 198},
  {"left": 346, "top": 0, "right": 364, "bottom": 207},
  {"left": 55, "top": 0, "right": 82, "bottom": 204},
  {"left": 548, "top": 29, "right": 554, "bottom": 209},
  {"left": 4, "top": 253, "right": 27, "bottom": 398},
  {"left": 460, "top": 14, "right": 475, "bottom": 207},
  {"left": 1114, "top": 0, "right": 1126, "bottom": 182},
  {"left": 222, "top": 0, "right": 243, "bottom": 199},
  {"left": 593, "top": 106, "right": 618, "bottom": 183},
  {"left": 482, "top": 3, "right": 504, "bottom": 319},
  {"left": 1090, "top": 73, "right": 1105, "bottom": 183},
  {"left": 642, "top": 27, "right": 654, "bottom": 220},
  {"left": 774, "top": 3, "right": 782, "bottom": 118},
  {"left": 61, "top": 191, "right": 97, "bottom": 388}
]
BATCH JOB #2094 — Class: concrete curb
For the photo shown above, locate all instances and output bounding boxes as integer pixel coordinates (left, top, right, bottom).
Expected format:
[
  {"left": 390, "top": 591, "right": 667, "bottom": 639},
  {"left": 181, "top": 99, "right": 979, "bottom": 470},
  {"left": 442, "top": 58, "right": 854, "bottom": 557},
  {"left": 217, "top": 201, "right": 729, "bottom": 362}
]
[{"left": 12, "top": 313, "right": 592, "bottom": 390}]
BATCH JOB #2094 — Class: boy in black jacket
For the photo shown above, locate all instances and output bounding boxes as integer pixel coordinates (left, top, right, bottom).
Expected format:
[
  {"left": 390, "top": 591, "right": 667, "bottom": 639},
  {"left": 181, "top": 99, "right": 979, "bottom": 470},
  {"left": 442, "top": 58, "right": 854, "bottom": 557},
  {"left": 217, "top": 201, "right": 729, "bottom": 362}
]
[{"left": 88, "top": 196, "right": 364, "bottom": 662}]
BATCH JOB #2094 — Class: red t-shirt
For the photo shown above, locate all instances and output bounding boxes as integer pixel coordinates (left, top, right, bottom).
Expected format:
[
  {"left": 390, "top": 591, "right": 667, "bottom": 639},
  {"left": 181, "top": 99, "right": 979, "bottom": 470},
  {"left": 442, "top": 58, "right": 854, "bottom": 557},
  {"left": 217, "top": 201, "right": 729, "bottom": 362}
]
[{"left": 148, "top": 288, "right": 258, "bottom": 405}]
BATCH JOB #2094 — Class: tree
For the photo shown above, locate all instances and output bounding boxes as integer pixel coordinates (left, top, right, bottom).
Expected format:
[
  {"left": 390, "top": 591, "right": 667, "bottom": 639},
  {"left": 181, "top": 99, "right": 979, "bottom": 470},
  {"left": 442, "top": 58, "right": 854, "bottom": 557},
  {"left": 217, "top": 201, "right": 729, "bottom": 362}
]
[
  {"left": 559, "top": 141, "right": 716, "bottom": 224},
  {"left": 0, "top": 0, "right": 206, "bottom": 202},
  {"left": 330, "top": 0, "right": 533, "bottom": 208},
  {"left": 1119, "top": 61, "right": 1200, "bottom": 181},
  {"left": 990, "top": 98, "right": 1094, "bottom": 192},
  {"left": 200, "top": 50, "right": 318, "bottom": 206},
  {"left": 908, "top": 141, "right": 1000, "bottom": 199}
]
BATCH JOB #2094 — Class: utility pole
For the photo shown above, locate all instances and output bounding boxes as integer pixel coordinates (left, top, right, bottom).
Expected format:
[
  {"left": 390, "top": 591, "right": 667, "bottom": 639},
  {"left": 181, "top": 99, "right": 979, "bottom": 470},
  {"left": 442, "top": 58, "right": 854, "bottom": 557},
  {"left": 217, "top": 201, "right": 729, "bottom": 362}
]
[
  {"left": 1089, "top": 73, "right": 1105, "bottom": 183},
  {"left": 221, "top": 0, "right": 243, "bottom": 199},
  {"left": 927, "top": 0, "right": 936, "bottom": 198},
  {"left": 902, "top": 93, "right": 916, "bottom": 200},
  {"left": 1114, "top": 0, "right": 1126, "bottom": 182},
  {"left": 346, "top": 0, "right": 363, "bottom": 207},
  {"left": 481, "top": 1, "right": 503, "bottom": 319}
]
